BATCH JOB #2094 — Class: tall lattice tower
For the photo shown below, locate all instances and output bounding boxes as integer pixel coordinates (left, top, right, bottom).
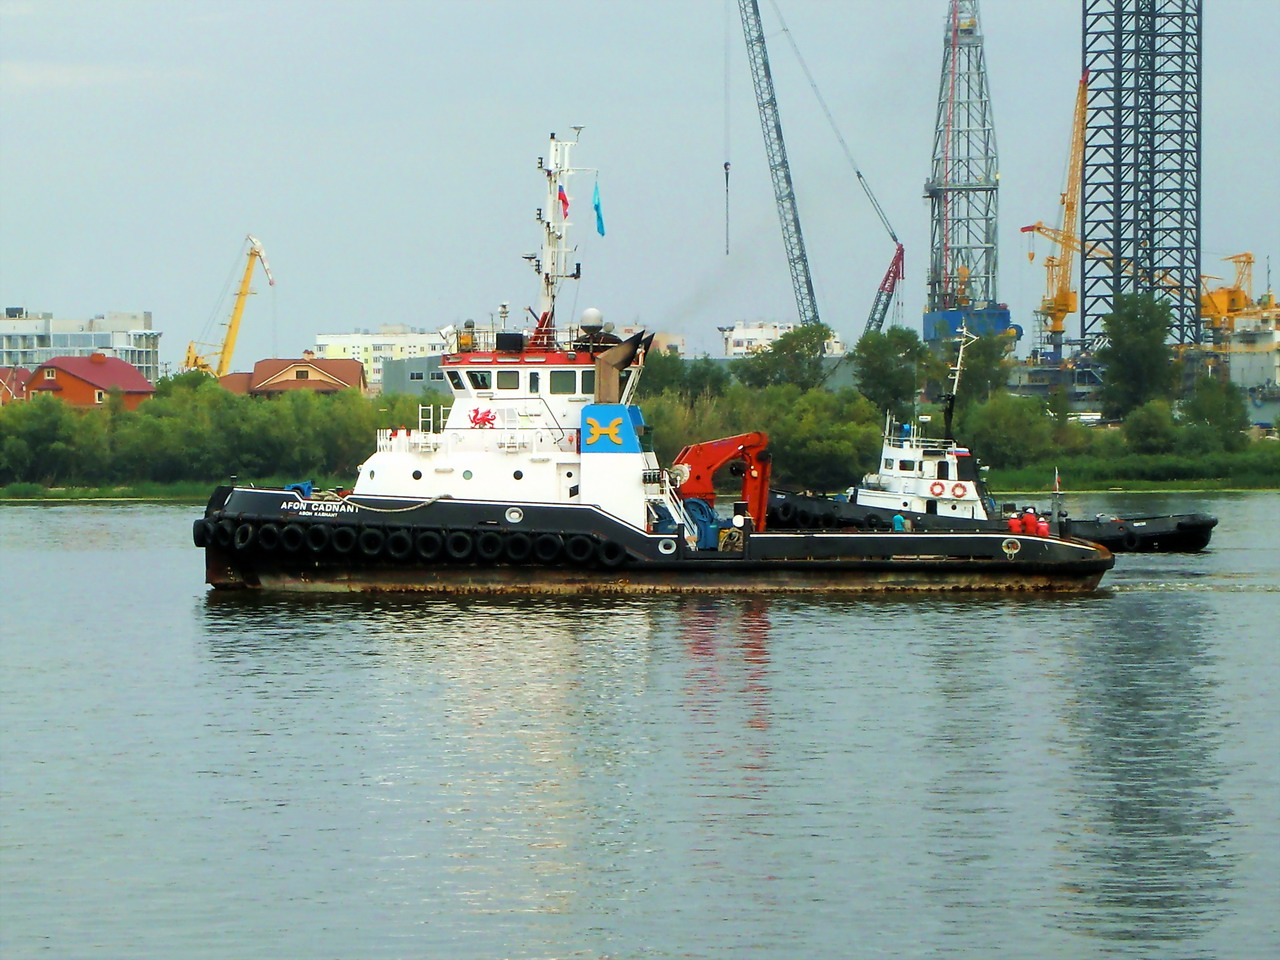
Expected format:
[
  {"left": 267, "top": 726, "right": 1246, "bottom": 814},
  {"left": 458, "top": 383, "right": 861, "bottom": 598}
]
[
  {"left": 1081, "top": 0, "right": 1202, "bottom": 346},
  {"left": 923, "top": 0, "right": 1007, "bottom": 345}
]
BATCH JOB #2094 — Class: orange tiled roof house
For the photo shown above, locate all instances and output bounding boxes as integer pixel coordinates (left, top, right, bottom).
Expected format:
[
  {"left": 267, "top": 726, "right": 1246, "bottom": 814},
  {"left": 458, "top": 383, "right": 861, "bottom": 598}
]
[
  {"left": 23, "top": 354, "right": 155, "bottom": 410},
  {"left": 220, "top": 354, "right": 366, "bottom": 396}
]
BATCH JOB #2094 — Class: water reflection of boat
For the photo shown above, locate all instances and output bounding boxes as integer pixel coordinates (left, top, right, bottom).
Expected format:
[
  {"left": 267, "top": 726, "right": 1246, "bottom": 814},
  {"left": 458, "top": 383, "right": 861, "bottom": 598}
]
[
  {"left": 1054, "top": 595, "right": 1234, "bottom": 944},
  {"left": 192, "top": 131, "right": 1113, "bottom": 595}
]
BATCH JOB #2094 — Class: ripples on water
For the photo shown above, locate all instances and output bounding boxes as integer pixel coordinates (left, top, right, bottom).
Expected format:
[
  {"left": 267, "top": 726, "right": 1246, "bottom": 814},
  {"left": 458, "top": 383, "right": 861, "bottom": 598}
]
[{"left": 1, "top": 497, "right": 1278, "bottom": 958}]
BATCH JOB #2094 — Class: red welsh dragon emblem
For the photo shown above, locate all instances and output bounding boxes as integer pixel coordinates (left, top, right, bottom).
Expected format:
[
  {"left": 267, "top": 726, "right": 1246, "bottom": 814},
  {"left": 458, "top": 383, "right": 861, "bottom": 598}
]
[{"left": 468, "top": 407, "right": 497, "bottom": 428}]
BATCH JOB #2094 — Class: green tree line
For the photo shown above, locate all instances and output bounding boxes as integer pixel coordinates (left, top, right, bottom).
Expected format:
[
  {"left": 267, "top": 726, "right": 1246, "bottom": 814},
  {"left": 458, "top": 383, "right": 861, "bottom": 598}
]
[{"left": 2, "top": 295, "right": 1275, "bottom": 494}]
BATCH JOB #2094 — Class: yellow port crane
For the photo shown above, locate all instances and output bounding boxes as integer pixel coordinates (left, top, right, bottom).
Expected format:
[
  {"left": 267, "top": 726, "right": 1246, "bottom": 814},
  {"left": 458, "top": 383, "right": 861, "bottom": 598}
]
[
  {"left": 1020, "top": 71, "right": 1088, "bottom": 360},
  {"left": 183, "top": 235, "right": 274, "bottom": 377},
  {"left": 1200, "top": 252, "right": 1255, "bottom": 339}
]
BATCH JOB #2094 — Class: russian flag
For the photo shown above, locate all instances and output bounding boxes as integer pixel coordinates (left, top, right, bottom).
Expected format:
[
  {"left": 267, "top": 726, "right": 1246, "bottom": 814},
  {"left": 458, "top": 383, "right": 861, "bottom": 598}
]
[{"left": 558, "top": 185, "right": 570, "bottom": 218}]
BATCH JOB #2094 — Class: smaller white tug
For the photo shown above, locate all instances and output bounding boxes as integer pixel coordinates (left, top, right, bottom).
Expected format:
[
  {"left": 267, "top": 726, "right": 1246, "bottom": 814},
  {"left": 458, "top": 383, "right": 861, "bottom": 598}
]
[{"left": 194, "top": 130, "right": 1114, "bottom": 593}]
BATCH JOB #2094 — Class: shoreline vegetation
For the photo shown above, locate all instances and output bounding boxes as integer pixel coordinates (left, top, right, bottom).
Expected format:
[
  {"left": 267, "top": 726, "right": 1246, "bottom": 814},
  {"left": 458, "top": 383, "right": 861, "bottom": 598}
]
[{"left": 3, "top": 329, "right": 1277, "bottom": 503}]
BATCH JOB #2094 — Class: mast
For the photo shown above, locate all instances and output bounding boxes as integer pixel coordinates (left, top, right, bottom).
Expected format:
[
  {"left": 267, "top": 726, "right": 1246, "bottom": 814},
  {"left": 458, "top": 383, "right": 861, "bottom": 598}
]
[
  {"left": 942, "top": 324, "right": 978, "bottom": 439},
  {"left": 530, "top": 130, "right": 583, "bottom": 348}
]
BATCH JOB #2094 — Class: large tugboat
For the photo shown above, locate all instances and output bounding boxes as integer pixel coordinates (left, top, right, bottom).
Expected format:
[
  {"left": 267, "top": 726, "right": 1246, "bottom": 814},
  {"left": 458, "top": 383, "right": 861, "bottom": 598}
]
[
  {"left": 766, "top": 330, "right": 1217, "bottom": 553},
  {"left": 193, "top": 131, "right": 1114, "bottom": 594}
]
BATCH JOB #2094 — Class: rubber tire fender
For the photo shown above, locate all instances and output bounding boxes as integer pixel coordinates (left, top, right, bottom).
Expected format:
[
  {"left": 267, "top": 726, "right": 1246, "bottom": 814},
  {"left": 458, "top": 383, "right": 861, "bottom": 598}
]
[
  {"left": 597, "top": 539, "right": 628, "bottom": 569},
  {"left": 281, "top": 523, "right": 307, "bottom": 552},
  {"left": 475, "top": 530, "right": 505, "bottom": 562},
  {"left": 358, "top": 526, "right": 386, "bottom": 558},
  {"left": 444, "top": 530, "right": 474, "bottom": 562},
  {"left": 415, "top": 529, "right": 444, "bottom": 562},
  {"left": 233, "top": 522, "right": 256, "bottom": 551},
  {"left": 385, "top": 527, "right": 414, "bottom": 561},
  {"left": 305, "top": 523, "right": 332, "bottom": 553},
  {"left": 257, "top": 522, "right": 282, "bottom": 551},
  {"left": 564, "top": 534, "right": 597, "bottom": 566},
  {"left": 331, "top": 525, "right": 358, "bottom": 554},
  {"left": 774, "top": 500, "right": 796, "bottom": 525},
  {"left": 214, "top": 518, "right": 237, "bottom": 548},
  {"left": 1120, "top": 528, "right": 1140, "bottom": 551},
  {"left": 533, "top": 533, "right": 563, "bottom": 564},
  {"left": 193, "top": 518, "right": 211, "bottom": 548},
  {"left": 504, "top": 531, "right": 534, "bottom": 564}
]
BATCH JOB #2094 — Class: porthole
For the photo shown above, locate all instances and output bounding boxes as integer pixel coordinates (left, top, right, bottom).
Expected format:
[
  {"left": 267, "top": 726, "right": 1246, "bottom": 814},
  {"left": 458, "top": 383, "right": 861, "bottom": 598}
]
[
  {"left": 412, "top": 470, "right": 422, "bottom": 480},
  {"left": 505, "top": 507, "right": 524, "bottom": 524},
  {"left": 513, "top": 470, "right": 524, "bottom": 480},
  {"left": 463, "top": 470, "right": 473, "bottom": 480},
  {"left": 566, "top": 471, "right": 574, "bottom": 478},
  {"left": 368, "top": 470, "right": 375, "bottom": 479}
]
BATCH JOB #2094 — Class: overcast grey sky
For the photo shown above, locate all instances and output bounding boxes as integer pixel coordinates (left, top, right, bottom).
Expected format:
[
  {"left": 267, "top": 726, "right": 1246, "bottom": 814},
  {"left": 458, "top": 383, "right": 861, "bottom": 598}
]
[{"left": 2, "top": 0, "right": 1276, "bottom": 368}]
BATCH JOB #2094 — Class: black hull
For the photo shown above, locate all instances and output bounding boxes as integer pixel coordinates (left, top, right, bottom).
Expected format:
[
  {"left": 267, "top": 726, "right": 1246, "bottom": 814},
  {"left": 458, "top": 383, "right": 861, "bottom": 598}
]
[
  {"left": 767, "top": 491, "right": 1217, "bottom": 553},
  {"left": 194, "top": 486, "right": 1113, "bottom": 594}
]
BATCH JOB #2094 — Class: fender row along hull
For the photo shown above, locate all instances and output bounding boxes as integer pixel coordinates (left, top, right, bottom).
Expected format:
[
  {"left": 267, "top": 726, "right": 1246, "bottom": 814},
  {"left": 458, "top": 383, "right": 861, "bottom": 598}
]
[{"left": 196, "top": 487, "right": 1113, "bottom": 594}]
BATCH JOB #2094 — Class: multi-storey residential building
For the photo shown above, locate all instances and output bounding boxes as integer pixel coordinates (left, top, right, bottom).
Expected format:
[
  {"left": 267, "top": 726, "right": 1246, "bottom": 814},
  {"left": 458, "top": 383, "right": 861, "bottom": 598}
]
[
  {"left": 0, "top": 308, "right": 162, "bottom": 382},
  {"left": 717, "top": 319, "right": 845, "bottom": 357},
  {"left": 314, "top": 325, "right": 448, "bottom": 393}
]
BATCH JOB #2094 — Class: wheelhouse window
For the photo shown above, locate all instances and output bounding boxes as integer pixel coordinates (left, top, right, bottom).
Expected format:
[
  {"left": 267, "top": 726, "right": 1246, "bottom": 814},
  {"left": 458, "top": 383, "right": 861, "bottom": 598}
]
[
  {"left": 549, "top": 370, "right": 577, "bottom": 394},
  {"left": 580, "top": 370, "right": 595, "bottom": 394},
  {"left": 466, "top": 370, "right": 492, "bottom": 390},
  {"left": 529, "top": 371, "right": 540, "bottom": 393},
  {"left": 446, "top": 371, "right": 465, "bottom": 390},
  {"left": 898, "top": 460, "right": 915, "bottom": 470},
  {"left": 496, "top": 370, "right": 520, "bottom": 390}
]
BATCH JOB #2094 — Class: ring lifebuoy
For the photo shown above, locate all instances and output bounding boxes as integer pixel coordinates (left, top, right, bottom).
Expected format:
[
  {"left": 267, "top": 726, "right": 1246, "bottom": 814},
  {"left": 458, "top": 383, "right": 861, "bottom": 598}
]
[
  {"left": 330, "top": 525, "right": 357, "bottom": 554},
  {"left": 597, "top": 540, "right": 628, "bottom": 568},
  {"left": 475, "top": 530, "right": 504, "bottom": 562},
  {"left": 257, "top": 522, "right": 282, "bottom": 551},
  {"left": 385, "top": 528, "right": 414, "bottom": 561},
  {"left": 281, "top": 523, "right": 306, "bottom": 552},
  {"left": 930, "top": 481, "right": 946, "bottom": 497},
  {"left": 504, "top": 531, "right": 533, "bottom": 564},
  {"left": 952, "top": 483, "right": 967, "bottom": 498},
  {"left": 233, "top": 522, "right": 256, "bottom": 551},
  {"left": 564, "top": 534, "right": 597, "bottom": 565},
  {"left": 357, "top": 526, "right": 385, "bottom": 557},
  {"left": 444, "top": 530, "right": 474, "bottom": 561},
  {"left": 415, "top": 529, "right": 443, "bottom": 561},
  {"left": 305, "top": 523, "right": 331, "bottom": 553}
]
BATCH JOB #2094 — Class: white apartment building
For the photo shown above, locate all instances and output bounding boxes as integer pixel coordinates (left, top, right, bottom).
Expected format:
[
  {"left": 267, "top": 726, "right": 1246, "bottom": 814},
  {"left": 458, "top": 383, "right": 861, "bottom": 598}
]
[
  {"left": 314, "top": 325, "right": 448, "bottom": 392},
  {"left": 1, "top": 308, "right": 162, "bottom": 382},
  {"left": 717, "top": 319, "right": 845, "bottom": 357}
]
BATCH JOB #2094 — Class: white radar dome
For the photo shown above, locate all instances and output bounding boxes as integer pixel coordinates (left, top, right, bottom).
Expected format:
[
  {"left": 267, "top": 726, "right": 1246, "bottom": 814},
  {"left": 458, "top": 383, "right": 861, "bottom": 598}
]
[{"left": 580, "top": 307, "right": 604, "bottom": 326}]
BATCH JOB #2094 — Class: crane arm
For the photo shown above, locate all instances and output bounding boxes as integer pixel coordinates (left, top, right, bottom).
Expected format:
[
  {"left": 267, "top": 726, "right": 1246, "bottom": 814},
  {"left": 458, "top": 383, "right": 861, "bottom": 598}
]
[
  {"left": 739, "top": 0, "right": 820, "bottom": 327},
  {"left": 216, "top": 235, "right": 274, "bottom": 378},
  {"left": 673, "top": 431, "right": 773, "bottom": 531},
  {"left": 865, "top": 243, "right": 905, "bottom": 335}
]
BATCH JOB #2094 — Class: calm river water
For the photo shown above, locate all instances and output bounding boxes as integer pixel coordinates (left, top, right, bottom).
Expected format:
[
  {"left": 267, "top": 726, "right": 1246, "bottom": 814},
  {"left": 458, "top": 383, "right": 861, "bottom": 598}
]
[{"left": 2, "top": 492, "right": 1277, "bottom": 959}]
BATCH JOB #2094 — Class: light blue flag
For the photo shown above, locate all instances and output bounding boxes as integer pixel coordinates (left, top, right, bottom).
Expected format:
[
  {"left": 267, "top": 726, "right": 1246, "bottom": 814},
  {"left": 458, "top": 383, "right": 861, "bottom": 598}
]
[{"left": 593, "top": 181, "right": 606, "bottom": 237}]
